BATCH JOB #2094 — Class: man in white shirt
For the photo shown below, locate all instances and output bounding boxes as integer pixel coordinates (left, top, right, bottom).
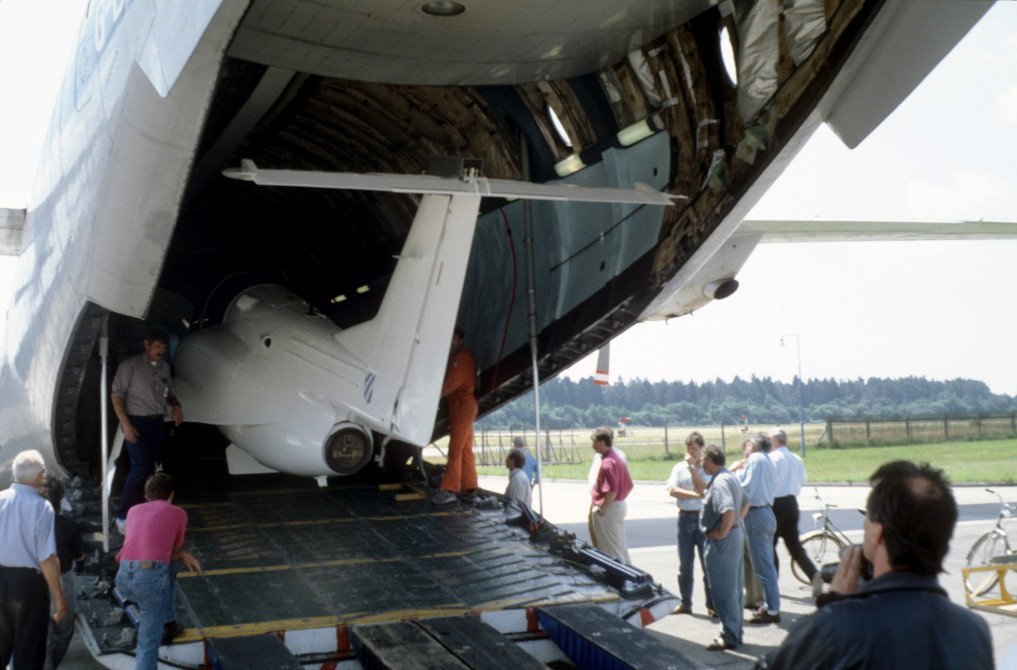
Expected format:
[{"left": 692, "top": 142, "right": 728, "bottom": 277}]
[
  {"left": 504, "top": 449, "right": 532, "bottom": 508},
  {"left": 665, "top": 432, "right": 714, "bottom": 616},
  {"left": 768, "top": 428, "right": 816, "bottom": 582}
]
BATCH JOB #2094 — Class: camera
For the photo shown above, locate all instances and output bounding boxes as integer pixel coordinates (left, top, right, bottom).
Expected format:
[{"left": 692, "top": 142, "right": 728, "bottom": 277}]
[{"left": 818, "top": 552, "right": 873, "bottom": 584}]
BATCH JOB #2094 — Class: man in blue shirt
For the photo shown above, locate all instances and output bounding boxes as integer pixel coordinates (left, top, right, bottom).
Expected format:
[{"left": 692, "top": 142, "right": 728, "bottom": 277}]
[
  {"left": 0, "top": 450, "right": 68, "bottom": 669},
  {"left": 731, "top": 432, "right": 780, "bottom": 624},
  {"left": 511, "top": 436, "right": 540, "bottom": 486}
]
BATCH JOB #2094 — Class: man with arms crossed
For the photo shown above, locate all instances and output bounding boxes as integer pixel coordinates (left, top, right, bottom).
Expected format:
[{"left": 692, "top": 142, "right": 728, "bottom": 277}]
[
  {"left": 0, "top": 450, "right": 68, "bottom": 670},
  {"left": 763, "top": 461, "right": 993, "bottom": 669},
  {"left": 768, "top": 428, "right": 816, "bottom": 582},
  {"left": 665, "top": 431, "right": 714, "bottom": 616},
  {"left": 116, "top": 473, "right": 202, "bottom": 670},
  {"left": 589, "top": 426, "right": 633, "bottom": 564}
]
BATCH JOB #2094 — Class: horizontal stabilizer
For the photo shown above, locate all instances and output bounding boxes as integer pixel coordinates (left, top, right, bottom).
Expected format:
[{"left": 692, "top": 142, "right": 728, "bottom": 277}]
[{"left": 223, "top": 160, "right": 679, "bottom": 207}]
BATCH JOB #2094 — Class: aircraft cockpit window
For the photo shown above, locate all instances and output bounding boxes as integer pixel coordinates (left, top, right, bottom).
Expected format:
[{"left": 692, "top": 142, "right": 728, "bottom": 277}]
[{"left": 546, "top": 104, "right": 573, "bottom": 148}]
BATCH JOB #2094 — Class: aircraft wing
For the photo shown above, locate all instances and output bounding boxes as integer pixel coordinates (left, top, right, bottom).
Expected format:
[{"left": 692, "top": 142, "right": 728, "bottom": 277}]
[
  {"left": 739, "top": 218, "right": 1017, "bottom": 243},
  {"left": 640, "top": 218, "right": 1017, "bottom": 321}
]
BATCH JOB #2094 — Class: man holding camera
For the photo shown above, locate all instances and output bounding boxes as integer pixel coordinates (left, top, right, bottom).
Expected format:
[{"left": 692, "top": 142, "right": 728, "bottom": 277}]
[{"left": 762, "top": 461, "right": 992, "bottom": 669}]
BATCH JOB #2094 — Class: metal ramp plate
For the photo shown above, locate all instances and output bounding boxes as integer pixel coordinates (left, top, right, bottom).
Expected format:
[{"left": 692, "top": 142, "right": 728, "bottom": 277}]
[
  {"left": 351, "top": 621, "right": 470, "bottom": 669},
  {"left": 416, "top": 616, "right": 545, "bottom": 670},
  {"left": 206, "top": 634, "right": 303, "bottom": 670},
  {"left": 537, "top": 603, "right": 702, "bottom": 670}
]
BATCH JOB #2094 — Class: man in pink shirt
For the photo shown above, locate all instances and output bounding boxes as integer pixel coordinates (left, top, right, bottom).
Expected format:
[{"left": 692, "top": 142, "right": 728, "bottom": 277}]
[
  {"left": 589, "top": 426, "right": 633, "bottom": 563},
  {"left": 115, "top": 473, "right": 201, "bottom": 670}
]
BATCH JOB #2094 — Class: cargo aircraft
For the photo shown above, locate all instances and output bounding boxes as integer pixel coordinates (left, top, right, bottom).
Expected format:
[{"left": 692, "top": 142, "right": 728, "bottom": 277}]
[{"left": 0, "top": 0, "right": 1005, "bottom": 489}]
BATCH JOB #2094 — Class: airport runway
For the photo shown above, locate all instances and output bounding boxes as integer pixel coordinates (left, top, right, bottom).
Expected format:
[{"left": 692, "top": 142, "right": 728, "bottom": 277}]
[{"left": 61, "top": 479, "right": 1017, "bottom": 669}]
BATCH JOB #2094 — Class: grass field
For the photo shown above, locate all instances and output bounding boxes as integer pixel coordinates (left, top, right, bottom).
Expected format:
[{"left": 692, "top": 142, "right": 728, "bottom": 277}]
[{"left": 465, "top": 427, "right": 1017, "bottom": 484}]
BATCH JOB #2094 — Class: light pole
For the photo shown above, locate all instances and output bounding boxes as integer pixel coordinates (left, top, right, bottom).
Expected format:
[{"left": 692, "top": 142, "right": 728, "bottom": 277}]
[{"left": 780, "top": 334, "right": 806, "bottom": 457}]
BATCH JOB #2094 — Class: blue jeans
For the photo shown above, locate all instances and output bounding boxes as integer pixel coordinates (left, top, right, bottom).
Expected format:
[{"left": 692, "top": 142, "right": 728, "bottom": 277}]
[
  {"left": 116, "top": 561, "right": 177, "bottom": 670},
  {"left": 677, "top": 512, "right": 712, "bottom": 610},
  {"left": 743, "top": 506, "right": 781, "bottom": 612},
  {"left": 117, "top": 417, "right": 166, "bottom": 520},
  {"left": 704, "top": 525, "right": 744, "bottom": 647}
]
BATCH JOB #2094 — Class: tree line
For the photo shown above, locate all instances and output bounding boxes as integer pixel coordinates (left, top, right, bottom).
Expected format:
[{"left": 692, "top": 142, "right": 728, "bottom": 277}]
[{"left": 478, "top": 375, "right": 1017, "bottom": 429}]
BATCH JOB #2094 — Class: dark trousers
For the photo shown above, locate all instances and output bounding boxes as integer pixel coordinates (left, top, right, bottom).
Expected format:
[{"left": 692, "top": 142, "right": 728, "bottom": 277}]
[
  {"left": 0, "top": 566, "right": 50, "bottom": 670},
  {"left": 772, "top": 494, "right": 816, "bottom": 580},
  {"left": 117, "top": 416, "right": 166, "bottom": 520}
]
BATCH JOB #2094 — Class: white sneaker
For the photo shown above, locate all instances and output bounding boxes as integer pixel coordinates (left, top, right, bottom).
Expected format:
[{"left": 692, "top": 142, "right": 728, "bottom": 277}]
[
  {"left": 115, "top": 517, "right": 126, "bottom": 535},
  {"left": 432, "top": 490, "right": 457, "bottom": 505}
]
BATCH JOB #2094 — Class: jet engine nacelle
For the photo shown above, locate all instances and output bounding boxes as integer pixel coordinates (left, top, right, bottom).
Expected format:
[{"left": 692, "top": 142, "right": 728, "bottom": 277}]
[{"left": 173, "top": 284, "right": 382, "bottom": 477}]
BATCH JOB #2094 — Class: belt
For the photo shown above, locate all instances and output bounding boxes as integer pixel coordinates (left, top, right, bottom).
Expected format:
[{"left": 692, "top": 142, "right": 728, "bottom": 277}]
[
  {"left": 129, "top": 414, "right": 165, "bottom": 421},
  {"left": 750, "top": 504, "right": 771, "bottom": 509},
  {"left": 122, "top": 560, "right": 164, "bottom": 570},
  {"left": 0, "top": 565, "right": 40, "bottom": 574},
  {"left": 679, "top": 510, "right": 701, "bottom": 515}
]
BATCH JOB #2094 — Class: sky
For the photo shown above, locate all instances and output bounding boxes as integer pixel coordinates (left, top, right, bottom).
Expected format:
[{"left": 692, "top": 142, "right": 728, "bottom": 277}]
[{"left": 1, "top": 3, "right": 1017, "bottom": 395}]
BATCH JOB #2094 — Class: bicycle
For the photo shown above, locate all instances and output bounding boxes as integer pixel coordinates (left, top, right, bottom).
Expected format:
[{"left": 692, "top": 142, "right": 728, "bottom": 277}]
[
  {"left": 964, "top": 488, "right": 1016, "bottom": 597},
  {"left": 790, "top": 488, "right": 856, "bottom": 585}
]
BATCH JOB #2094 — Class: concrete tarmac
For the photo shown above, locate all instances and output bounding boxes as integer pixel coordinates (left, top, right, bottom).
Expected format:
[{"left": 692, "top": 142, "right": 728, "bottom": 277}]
[{"left": 59, "top": 478, "right": 1017, "bottom": 669}]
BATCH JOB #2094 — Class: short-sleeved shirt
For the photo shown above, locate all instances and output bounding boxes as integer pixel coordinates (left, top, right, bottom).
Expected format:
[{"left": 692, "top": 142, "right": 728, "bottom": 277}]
[
  {"left": 586, "top": 448, "right": 627, "bottom": 490},
  {"left": 739, "top": 451, "right": 777, "bottom": 506},
  {"left": 701, "top": 469, "right": 744, "bottom": 534},
  {"left": 111, "top": 353, "right": 173, "bottom": 416},
  {"left": 55, "top": 514, "right": 84, "bottom": 573},
  {"left": 770, "top": 446, "right": 807, "bottom": 498},
  {"left": 665, "top": 461, "right": 712, "bottom": 512},
  {"left": 0, "top": 482, "right": 57, "bottom": 568},
  {"left": 591, "top": 448, "right": 633, "bottom": 505},
  {"left": 505, "top": 468, "right": 532, "bottom": 508},
  {"left": 117, "top": 499, "right": 188, "bottom": 564},
  {"left": 522, "top": 451, "right": 540, "bottom": 485}
]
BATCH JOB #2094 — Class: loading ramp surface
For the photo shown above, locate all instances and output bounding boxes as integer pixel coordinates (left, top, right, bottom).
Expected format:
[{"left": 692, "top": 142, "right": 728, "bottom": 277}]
[{"left": 74, "top": 473, "right": 678, "bottom": 667}]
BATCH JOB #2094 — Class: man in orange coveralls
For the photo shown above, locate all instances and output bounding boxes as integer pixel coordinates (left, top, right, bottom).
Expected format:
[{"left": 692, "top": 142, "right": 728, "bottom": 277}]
[{"left": 433, "top": 327, "right": 478, "bottom": 505}]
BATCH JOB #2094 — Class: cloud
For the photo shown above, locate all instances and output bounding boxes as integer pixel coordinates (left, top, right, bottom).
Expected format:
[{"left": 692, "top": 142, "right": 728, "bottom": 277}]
[
  {"left": 904, "top": 171, "right": 1017, "bottom": 220},
  {"left": 999, "top": 84, "right": 1017, "bottom": 126}
]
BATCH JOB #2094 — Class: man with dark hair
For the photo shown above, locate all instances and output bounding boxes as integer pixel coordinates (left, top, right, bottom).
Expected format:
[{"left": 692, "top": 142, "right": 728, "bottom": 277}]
[
  {"left": 665, "top": 431, "right": 713, "bottom": 616},
  {"left": 0, "top": 450, "right": 68, "bottom": 670},
  {"left": 433, "top": 327, "right": 479, "bottom": 504},
  {"left": 700, "top": 444, "right": 745, "bottom": 651},
  {"left": 42, "top": 476, "right": 83, "bottom": 670},
  {"left": 589, "top": 426, "right": 633, "bottom": 563},
  {"left": 111, "top": 330, "right": 184, "bottom": 532},
  {"left": 116, "top": 473, "right": 201, "bottom": 670},
  {"left": 763, "top": 461, "right": 993, "bottom": 669},
  {"left": 768, "top": 428, "right": 815, "bottom": 582},
  {"left": 504, "top": 449, "right": 532, "bottom": 508}
]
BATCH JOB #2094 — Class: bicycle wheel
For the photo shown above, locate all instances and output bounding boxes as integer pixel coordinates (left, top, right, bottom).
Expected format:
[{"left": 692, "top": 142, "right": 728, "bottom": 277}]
[
  {"left": 791, "top": 531, "right": 845, "bottom": 585},
  {"left": 965, "top": 531, "right": 1012, "bottom": 597}
]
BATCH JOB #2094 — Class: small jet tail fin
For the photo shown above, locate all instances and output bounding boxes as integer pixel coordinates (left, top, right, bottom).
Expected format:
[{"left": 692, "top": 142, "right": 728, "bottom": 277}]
[{"left": 594, "top": 345, "right": 610, "bottom": 386}]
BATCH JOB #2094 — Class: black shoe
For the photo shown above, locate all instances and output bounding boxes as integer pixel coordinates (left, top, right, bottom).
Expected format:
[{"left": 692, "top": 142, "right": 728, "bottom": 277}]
[
  {"left": 161, "top": 621, "right": 185, "bottom": 645},
  {"left": 748, "top": 610, "right": 781, "bottom": 624},
  {"left": 744, "top": 601, "right": 761, "bottom": 610},
  {"left": 706, "top": 637, "right": 736, "bottom": 651}
]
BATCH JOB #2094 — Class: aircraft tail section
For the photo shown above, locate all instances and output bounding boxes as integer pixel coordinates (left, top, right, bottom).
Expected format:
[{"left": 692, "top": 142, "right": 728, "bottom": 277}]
[{"left": 339, "top": 193, "right": 481, "bottom": 446}]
